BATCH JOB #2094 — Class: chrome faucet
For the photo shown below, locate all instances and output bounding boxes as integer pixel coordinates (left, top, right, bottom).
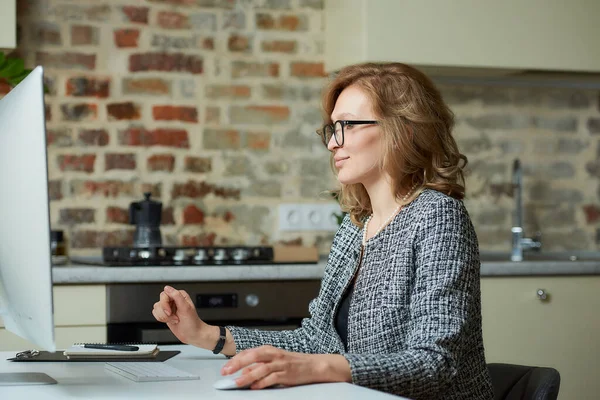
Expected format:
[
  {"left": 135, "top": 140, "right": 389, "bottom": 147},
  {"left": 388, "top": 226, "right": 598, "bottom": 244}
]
[{"left": 511, "top": 158, "right": 541, "bottom": 261}]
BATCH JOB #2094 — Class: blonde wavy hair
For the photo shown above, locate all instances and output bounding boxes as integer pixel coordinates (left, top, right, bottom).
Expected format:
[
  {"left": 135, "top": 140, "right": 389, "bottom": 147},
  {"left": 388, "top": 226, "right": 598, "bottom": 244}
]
[{"left": 321, "top": 62, "right": 467, "bottom": 227}]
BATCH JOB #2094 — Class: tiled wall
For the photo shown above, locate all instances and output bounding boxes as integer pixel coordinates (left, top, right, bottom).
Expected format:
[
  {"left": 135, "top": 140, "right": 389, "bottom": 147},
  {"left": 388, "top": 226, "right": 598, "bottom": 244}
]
[{"left": 5, "top": 0, "right": 600, "bottom": 256}]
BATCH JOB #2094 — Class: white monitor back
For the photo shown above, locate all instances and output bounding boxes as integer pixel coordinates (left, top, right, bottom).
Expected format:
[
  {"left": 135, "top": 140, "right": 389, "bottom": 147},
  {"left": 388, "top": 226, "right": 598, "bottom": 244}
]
[{"left": 0, "top": 65, "right": 55, "bottom": 352}]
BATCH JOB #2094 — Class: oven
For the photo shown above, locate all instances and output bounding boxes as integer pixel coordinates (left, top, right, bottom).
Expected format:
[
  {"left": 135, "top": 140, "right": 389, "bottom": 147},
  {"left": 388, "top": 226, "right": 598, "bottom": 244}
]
[{"left": 106, "top": 280, "right": 321, "bottom": 344}]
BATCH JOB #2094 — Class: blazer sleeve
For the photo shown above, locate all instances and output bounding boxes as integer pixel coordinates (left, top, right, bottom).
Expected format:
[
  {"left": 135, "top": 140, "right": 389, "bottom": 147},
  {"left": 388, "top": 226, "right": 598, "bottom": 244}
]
[{"left": 342, "top": 197, "right": 482, "bottom": 399}]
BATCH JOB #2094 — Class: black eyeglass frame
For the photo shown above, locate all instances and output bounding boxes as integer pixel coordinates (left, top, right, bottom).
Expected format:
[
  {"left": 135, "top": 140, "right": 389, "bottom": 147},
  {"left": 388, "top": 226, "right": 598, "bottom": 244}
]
[{"left": 317, "top": 120, "right": 379, "bottom": 147}]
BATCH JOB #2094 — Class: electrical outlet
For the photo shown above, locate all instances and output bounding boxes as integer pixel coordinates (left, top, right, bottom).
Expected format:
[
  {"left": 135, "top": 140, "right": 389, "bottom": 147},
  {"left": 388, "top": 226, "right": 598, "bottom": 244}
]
[{"left": 278, "top": 203, "right": 342, "bottom": 231}]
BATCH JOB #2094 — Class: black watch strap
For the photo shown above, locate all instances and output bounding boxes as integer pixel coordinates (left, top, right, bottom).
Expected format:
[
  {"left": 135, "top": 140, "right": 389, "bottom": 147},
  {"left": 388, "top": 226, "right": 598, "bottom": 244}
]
[{"left": 212, "top": 326, "right": 226, "bottom": 354}]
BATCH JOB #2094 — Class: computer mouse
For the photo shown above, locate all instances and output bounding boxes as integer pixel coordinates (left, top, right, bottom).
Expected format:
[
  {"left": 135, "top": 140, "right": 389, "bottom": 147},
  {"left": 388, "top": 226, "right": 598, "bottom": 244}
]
[{"left": 213, "top": 377, "right": 250, "bottom": 390}]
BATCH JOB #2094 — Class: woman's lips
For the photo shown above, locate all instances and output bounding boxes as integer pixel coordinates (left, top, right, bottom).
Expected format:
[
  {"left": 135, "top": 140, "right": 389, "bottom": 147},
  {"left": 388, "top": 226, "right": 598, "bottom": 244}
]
[{"left": 334, "top": 157, "right": 349, "bottom": 168}]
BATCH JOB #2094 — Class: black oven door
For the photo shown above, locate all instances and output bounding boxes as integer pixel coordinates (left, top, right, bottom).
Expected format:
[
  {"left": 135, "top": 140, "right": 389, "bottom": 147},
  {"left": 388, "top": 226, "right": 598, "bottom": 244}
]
[{"left": 106, "top": 280, "right": 321, "bottom": 345}]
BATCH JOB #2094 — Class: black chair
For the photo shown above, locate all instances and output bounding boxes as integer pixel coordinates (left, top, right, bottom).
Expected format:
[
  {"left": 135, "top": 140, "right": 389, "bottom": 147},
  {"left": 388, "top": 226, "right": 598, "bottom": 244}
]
[{"left": 487, "top": 363, "right": 560, "bottom": 400}]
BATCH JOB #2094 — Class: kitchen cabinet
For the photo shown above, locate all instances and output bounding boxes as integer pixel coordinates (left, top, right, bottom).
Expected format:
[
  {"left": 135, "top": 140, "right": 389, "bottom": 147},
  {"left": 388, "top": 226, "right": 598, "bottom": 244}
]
[
  {"left": 325, "top": 0, "right": 600, "bottom": 74},
  {"left": 0, "top": 284, "right": 107, "bottom": 351},
  {"left": 0, "top": 0, "right": 16, "bottom": 50},
  {"left": 481, "top": 276, "right": 600, "bottom": 400}
]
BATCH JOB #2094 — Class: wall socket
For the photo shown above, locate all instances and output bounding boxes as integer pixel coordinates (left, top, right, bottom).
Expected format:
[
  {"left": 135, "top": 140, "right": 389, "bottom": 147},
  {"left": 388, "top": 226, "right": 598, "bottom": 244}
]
[{"left": 278, "top": 203, "right": 342, "bottom": 232}]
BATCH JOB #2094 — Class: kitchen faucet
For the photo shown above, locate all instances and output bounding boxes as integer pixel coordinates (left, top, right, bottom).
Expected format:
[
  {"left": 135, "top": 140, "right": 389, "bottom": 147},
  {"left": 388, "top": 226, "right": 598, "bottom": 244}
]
[{"left": 511, "top": 158, "right": 542, "bottom": 261}]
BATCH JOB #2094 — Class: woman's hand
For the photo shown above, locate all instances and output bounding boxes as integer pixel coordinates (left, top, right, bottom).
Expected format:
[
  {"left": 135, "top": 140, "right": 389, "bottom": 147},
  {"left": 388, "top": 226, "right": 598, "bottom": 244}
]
[
  {"left": 221, "top": 345, "right": 352, "bottom": 390},
  {"left": 152, "top": 285, "right": 211, "bottom": 347}
]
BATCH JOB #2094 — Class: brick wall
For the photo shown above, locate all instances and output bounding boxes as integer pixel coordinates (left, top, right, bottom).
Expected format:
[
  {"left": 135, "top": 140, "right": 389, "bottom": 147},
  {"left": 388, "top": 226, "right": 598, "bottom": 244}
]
[{"left": 8, "top": 0, "right": 600, "bottom": 256}]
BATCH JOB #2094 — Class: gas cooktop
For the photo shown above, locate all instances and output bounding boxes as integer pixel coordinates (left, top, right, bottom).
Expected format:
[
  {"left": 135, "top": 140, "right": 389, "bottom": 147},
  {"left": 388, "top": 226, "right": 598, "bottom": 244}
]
[{"left": 101, "top": 246, "right": 275, "bottom": 266}]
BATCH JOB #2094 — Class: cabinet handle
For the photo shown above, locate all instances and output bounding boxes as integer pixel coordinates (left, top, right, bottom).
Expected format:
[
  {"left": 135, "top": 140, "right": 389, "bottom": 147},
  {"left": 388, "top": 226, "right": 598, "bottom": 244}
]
[{"left": 537, "top": 289, "right": 548, "bottom": 301}]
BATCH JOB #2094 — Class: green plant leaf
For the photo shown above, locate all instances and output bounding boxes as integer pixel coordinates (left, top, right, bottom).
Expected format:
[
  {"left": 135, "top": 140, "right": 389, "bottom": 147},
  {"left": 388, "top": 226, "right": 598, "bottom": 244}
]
[
  {"left": 0, "top": 58, "right": 25, "bottom": 79},
  {"left": 0, "top": 52, "right": 5, "bottom": 70}
]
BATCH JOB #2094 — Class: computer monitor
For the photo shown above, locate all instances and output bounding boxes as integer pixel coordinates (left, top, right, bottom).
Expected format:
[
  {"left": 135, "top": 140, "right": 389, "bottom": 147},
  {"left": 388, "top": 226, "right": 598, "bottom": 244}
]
[{"left": 0, "top": 65, "right": 57, "bottom": 385}]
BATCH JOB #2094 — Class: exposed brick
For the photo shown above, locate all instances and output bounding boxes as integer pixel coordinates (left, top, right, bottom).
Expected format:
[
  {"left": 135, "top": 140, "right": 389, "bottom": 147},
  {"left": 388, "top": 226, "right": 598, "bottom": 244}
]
[
  {"left": 71, "top": 230, "right": 134, "bottom": 249},
  {"left": 141, "top": 183, "right": 162, "bottom": 200},
  {"left": 60, "top": 208, "right": 95, "bottom": 225},
  {"left": 66, "top": 77, "right": 110, "bottom": 98},
  {"left": 172, "top": 181, "right": 241, "bottom": 200},
  {"left": 106, "top": 206, "right": 129, "bottom": 224},
  {"left": 246, "top": 180, "right": 281, "bottom": 197},
  {"left": 71, "top": 180, "right": 135, "bottom": 198},
  {"left": 114, "top": 29, "right": 140, "bottom": 48},
  {"left": 107, "top": 102, "right": 141, "bottom": 120},
  {"left": 261, "top": 39, "right": 296, "bottom": 53},
  {"left": 581, "top": 205, "right": 600, "bottom": 224},
  {"left": 465, "top": 114, "right": 531, "bottom": 130},
  {"left": 260, "top": 0, "right": 292, "bottom": 9},
  {"left": 185, "top": 156, "right": 212, "bottom": 173},
  {"left": 203, "top": 37, "right": 214, "bottom": 49},
  {"left": 261, "top": 84, "right": 321, "bottom": 101},
  {"left": 158, "top": 11, "right": 190, "bottom": 29},
  {"left": 188, "top": 12, "right": 217, "bottom": 30},
  {"left": 231, "top": 61, "right": 278, "bottom": 78},
  {"left": 44, "top": 4, "right": 111, "bottom": 22},
  {"left": 181, "top": 232, "right": 217, "bottom": 247},
  {"left": 119, "top": 128, "right": 190, "bottom": 148},
  {"left": 299, "top": 0, "right": 323, "bottom": 8},
  {"left": 33, "top": 22, "right": 62, "bottom": 45},
  {"left": 105, "top": 153, "right": 136, "bottom": 170},
  {"left": 290, "top": 62, "right": 326, "bottom": 78},
  {"left": 129, "top": 53, "right": 203, "bottom": 74},
  {"left": 223, "top": 10, "right": 245, "bottom": 29},
  {"left": 205, "top": 106, "right": 220, "bottom": 124},
  {"left": 162, "top": 207, "right": 176, "bottom": 225},
  {"left": 47, "top": 128, "right": 73, "bottom": 147},
  {"left": 183, "top": 204, "right": 205, "bottom": 224},
  {"left": 48, "top": 180, "right": 63, "bottom": 200},
  {"left": 152, "top": 105, "right": 198, "bottom": 122},
  {"left": 203, "top": 129, "right": 241, "bottom": 149},
  {"left": 151, "top": 33, "right": 213, "bottom": 50},
  {"left": 60, "top": 103, "right": 97, "bottom": 121},
  {"left": 123, "top": 78, "right": 171, "bottom": 95},
  {"left": 71, "top": 25, "right": 99, "bottom": 45},
  {"left": 78, "top": 129, "right": 109, "bottom": 146},
  {"left": 246, "top": 132, "right": 271, "bottom": 150},
  {"left": 43, "top": 76, "right": 57, "bottom": 96},
  {"left": 45, "top": 104, "right": 52, "bottom": 121},
  {"left": 228, "top": 34, "right": 251, "bottom": 52},
  {"left": 229, "top": 105, "right": 290, "bottom": 124},
  {"left": 36, "top": 51, "right": 96, "bottom": 70},
  {"left": 148, "top": 154, "right": 175, "bottom": 172},
  {"left": 122, "top": 6, "right": 149, "bottom": 24},
  {"left": 58, "top": 154, "right": 96, "bottom": 173},
  {"left": 256, "top": 13, "right": 308, "bottom": 31},
  {"left": 532, "top": 116, "right": 577, "bottom": 132},
  {"left": 588, "top": 118, "right": 600, "bottom": 134},
  {"left": 205, "top": 85, "right": 251, "bottom": 99}
]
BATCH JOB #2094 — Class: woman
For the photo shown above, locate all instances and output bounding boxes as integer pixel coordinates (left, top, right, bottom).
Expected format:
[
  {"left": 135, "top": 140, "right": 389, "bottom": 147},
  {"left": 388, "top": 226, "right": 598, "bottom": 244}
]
[{"left": 152, "top": 62, "right": 494, "bottom": 400}]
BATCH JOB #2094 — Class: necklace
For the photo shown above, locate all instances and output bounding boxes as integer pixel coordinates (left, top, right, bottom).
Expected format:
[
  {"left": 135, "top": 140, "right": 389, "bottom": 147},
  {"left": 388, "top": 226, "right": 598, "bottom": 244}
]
[{"left": 362, "top": 183, "right": 417, "bottom": 246}]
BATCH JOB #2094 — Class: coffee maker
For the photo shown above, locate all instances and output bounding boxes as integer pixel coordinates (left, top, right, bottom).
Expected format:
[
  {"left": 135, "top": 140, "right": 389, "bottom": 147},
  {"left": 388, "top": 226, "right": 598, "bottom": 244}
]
[{"left": 129, "top": 192, "right": 162, "bottom": 248}]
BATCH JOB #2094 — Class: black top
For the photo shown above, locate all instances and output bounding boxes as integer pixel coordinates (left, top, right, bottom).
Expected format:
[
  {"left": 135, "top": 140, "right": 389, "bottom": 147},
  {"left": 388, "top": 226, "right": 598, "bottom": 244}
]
[{"left": 335, "top": 281, "right": 354, "bottom": 349}]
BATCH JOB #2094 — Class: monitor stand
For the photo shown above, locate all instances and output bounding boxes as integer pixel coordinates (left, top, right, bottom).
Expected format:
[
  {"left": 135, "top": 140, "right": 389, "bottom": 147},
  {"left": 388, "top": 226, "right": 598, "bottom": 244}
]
[{"left": 0, "top": 372, "right": 57, "bottom": 385}]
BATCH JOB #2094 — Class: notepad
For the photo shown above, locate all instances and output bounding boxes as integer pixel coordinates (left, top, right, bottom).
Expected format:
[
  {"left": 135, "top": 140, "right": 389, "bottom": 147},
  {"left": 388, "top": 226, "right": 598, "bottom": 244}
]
[{"left": 63, "top": 344, "right": 159, "bottom": 359}]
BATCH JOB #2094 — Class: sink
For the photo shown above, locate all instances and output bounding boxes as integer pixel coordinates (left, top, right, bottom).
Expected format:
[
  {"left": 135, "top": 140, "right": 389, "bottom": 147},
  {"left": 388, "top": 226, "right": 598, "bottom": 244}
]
[{"left": 479, "top": 251, "right": 600, "bottom": 263}]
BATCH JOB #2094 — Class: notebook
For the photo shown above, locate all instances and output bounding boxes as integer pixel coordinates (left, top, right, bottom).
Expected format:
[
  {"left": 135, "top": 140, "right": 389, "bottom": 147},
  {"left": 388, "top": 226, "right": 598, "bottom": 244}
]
[{"left": 63, "top": 343, "right": 159, "bottom": 359}]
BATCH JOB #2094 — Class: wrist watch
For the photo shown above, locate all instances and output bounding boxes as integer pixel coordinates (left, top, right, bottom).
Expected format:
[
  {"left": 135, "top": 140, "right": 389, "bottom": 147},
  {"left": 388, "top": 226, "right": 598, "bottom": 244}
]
[{"left": 212, "top": 326, "right": 226, "bottom": 354}]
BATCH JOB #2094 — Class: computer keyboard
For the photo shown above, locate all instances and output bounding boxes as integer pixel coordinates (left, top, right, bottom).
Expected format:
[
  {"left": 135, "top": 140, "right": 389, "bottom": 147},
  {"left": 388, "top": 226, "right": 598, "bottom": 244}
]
[{"left": 105, "top": 362, "right": 200, "bottom": 382}]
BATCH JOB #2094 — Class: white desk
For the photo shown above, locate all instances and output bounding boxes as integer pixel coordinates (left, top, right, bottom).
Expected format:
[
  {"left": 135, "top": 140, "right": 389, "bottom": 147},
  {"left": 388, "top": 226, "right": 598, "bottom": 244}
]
[{"left": 0, "top": 345, "right": 405, "bottom": 399}]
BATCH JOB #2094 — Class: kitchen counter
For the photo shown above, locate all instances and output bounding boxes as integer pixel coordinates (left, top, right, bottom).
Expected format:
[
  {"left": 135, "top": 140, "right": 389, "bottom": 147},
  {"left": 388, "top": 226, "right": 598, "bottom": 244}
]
[{"left": 52, "top": 255, "right": 600, "bottom": 284}]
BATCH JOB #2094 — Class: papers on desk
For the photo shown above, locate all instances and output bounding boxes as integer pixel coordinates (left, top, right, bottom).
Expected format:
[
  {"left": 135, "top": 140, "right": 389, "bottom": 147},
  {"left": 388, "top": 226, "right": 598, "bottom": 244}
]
[{"left": 63, "top": 344, "right": 159, "bottom": 359}]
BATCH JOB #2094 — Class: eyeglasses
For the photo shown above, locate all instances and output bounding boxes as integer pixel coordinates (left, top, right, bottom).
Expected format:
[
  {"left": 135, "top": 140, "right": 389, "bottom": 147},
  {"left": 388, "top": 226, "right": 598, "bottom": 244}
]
[{"left": 316, "top": 120, "right": 379, "bottom": 147}]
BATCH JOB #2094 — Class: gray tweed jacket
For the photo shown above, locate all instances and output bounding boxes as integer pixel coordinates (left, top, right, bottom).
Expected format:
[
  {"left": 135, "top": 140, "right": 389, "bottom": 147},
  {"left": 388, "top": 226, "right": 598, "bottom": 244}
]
[{"left": 228, "top": 189, "right": 494, "bottom": 400}]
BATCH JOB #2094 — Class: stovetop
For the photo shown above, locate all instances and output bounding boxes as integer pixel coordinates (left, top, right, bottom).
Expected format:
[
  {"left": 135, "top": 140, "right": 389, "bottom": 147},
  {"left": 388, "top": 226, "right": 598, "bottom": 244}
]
[{"left": 101, "top": 245, "right": 275, "bottom": 266}]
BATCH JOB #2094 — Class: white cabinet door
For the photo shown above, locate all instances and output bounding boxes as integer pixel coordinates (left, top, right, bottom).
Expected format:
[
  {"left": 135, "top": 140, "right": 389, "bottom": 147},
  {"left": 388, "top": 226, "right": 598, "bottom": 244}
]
[
  {"left": 0, "top": 326, "right": 107, "bottom": 352},
  {"left": 325, "top": 0, "right": 600, "bottom": 74},
  {"left": 481, "top": 276, "right": 600, "bottom": 400},
  {"left": 0, "top": 0, "right": 16, "bottom": 50}
]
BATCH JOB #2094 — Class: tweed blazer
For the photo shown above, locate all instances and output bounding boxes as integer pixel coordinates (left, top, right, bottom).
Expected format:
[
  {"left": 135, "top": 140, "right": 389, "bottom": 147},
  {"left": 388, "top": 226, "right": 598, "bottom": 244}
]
[{"left": 228, "top": 189, "right": 494, "bottom": 400}]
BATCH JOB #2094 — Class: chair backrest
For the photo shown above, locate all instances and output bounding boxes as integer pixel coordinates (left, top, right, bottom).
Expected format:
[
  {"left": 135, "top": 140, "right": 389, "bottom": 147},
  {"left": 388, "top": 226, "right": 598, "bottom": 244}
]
[{"left": 487, "top": 363, "right": 560, "bottom": 400}]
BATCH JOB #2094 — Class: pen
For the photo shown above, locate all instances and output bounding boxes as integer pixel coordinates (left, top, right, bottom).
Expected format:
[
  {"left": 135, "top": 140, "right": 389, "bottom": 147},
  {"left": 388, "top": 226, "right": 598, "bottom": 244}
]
[{"left": 83, "top": 344, "right": 139, "bottom": 351}]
